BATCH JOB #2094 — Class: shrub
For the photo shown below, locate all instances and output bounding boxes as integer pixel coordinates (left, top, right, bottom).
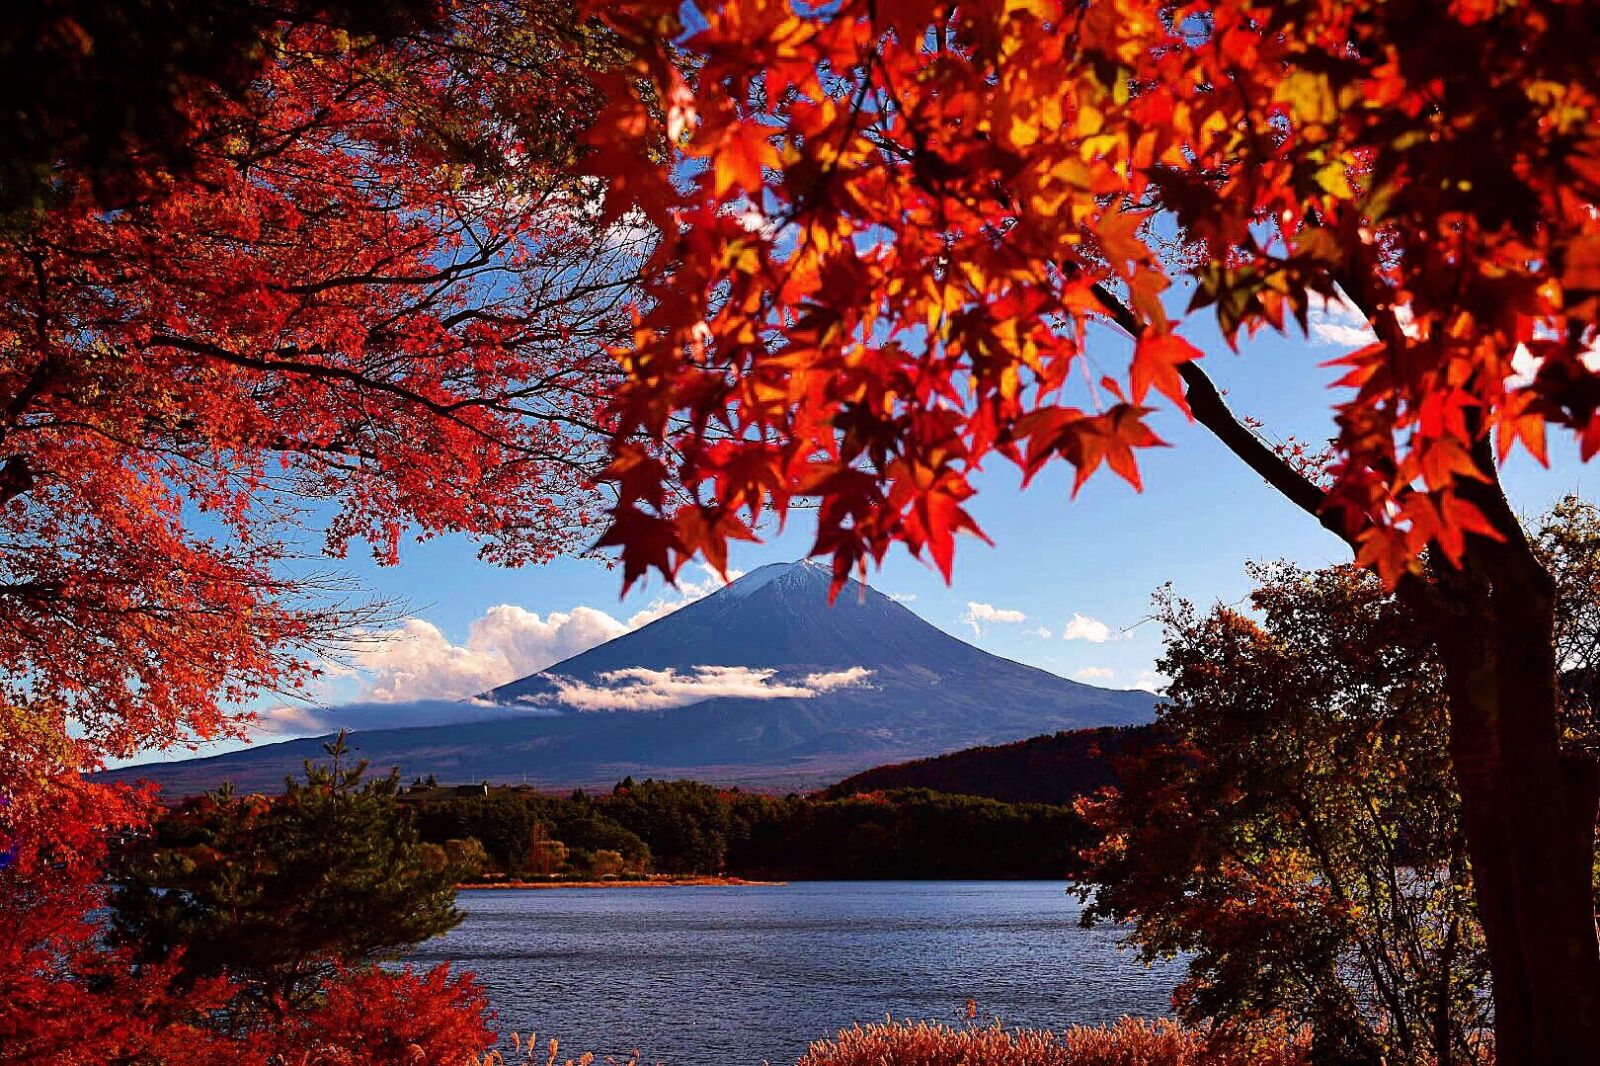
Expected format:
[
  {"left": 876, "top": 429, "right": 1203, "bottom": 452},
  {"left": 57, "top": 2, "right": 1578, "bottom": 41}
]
[
  {"left": 588, "top": 849, "right": 627, "bottom": 878},
  {"left": 797, "top": 1018, "right": 1314, "bottom": 1066},
  {"left": 278, "top": 964, "right": 497, "bottom": 1066}
]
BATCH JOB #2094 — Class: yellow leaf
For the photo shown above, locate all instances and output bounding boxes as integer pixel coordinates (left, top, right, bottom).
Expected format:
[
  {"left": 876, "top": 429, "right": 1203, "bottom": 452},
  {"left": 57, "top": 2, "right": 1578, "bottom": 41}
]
[
  {"left": 1274, "top": 72, "right": 1337, "bottom": 125},
  {"left": 1314, "top": 160, "right": 1354, "bottom": 198}
]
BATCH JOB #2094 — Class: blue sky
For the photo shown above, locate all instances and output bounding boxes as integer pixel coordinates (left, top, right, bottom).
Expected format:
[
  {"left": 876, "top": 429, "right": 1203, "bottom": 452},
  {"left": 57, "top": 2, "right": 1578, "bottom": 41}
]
[
  {"left": 126, "top": 297, "right": 1600, "bottom": 764},
  {"left": 282, "top": 310, "right": 1599, "bottom": 697}
]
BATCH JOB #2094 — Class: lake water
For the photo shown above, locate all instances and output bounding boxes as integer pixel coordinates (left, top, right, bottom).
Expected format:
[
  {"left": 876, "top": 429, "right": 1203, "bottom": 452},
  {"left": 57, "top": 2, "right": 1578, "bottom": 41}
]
[{"left": 405, "top": 881, "right": 1182, "bottom": 1065}]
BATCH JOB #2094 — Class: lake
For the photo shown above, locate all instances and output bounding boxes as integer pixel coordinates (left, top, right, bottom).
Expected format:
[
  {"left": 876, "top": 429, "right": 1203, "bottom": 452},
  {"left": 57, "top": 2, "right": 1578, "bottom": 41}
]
[{"left": 404, "top": 881, "right": 1182, "bottom": 1065}]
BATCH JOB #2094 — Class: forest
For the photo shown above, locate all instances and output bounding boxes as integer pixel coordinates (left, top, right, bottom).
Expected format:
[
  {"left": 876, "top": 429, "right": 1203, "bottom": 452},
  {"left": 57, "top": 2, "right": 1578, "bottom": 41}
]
[{"left": 405, "top": 778, "right": 1092, "bottom": 881}]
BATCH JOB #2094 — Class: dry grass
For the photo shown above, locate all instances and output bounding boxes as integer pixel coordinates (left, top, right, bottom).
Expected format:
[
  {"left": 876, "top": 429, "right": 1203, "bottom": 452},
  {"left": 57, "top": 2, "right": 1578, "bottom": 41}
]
[
  {"left": 796, "top": 1017, "right": 1314, "bottom": 1066},
  {"left": 467, "top": 1017, "right": 1315, "bottom": 1066},
  {"left": 474, "top": 1032, "right": 643, "bottom": 1066}
]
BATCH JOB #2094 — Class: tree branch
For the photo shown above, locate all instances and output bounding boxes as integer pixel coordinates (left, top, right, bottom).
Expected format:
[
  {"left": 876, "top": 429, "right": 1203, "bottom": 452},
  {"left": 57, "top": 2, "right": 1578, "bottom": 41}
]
[{"left": 1088, "top": 282, "right": 1350, "bottom": 544}]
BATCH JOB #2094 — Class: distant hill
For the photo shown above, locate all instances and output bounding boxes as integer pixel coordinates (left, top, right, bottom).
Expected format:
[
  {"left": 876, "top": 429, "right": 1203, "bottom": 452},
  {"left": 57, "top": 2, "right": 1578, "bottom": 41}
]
[
  {"left": 106, "top": 561, "right": 1156, "bottom": 796},
  {"left": 824, "top": 723, "right": 1169, "bottom": 806}
]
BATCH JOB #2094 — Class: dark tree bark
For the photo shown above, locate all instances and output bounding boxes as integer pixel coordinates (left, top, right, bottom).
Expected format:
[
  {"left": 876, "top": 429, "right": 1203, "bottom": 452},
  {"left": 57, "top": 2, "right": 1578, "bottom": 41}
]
[{"left": 1425, "top": 468, "right": 1600, "bottom": 1065}]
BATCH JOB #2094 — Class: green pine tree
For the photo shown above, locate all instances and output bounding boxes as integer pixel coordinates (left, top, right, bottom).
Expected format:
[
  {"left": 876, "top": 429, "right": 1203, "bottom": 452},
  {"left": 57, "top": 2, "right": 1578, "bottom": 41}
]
[{"left": 110, "top": 732, "right": 472, "bottom": 1024}]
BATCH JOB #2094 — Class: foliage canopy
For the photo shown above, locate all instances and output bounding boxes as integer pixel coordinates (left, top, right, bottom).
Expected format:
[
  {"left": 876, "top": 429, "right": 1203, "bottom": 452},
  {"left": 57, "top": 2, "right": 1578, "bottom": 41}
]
[{"left": 579, "top": 1, "right": 1600, "bottom": 1056}]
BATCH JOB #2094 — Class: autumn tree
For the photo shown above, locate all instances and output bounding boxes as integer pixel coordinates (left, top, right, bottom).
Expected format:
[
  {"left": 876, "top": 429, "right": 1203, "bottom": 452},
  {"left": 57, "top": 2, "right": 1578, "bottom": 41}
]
[
  {"left": 0, "top": 720, "right": 498, "bottom": 1063},
  {"left": 0, "top": 0, "right": 642, "bottom": 778},
  {"left": 1079, "top": 563, "right": 1489, "bottom": 1065},
  {"left": 1085, "top": 499, "right": 1600, "bottom": 1059},
  {"left": 0, "top": 710, "right": 240, "bottom": 1061},
  {"left": 0, "top": 0, "right": 437, "bottom": 225},
  {"left": 0, "top": 5, "right": 627, "bottom": 1058},
  {"left": 270, "top": 963, "right": 496, "bottom": 1065},
  {"left": 577, "top": 0, "right": 1600, "bottom": 1058},
  {"left": 527, "top": 821, "right": 571, "bottom": 876}
]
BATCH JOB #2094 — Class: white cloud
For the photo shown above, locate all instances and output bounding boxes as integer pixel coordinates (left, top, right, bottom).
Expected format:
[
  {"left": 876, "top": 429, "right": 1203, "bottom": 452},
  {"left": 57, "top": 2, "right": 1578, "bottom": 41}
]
[
  {"left": 1029, "top": 625, "right": 1053, "bottom": 639},
  {"left": 887, "top": 592, "right": 918, "bottom": 603},
  {"left": 1508, "top": 343, "right": 1540, "bottom": 390},
  {"left": 804, "top": 666, "right": 876, "bottom": 692},
  {"left": 962, "top": 601, "right": 1027, "bottom": 636},
  {"left": 354, "top": 607, "right": 630, "bottom": 703},
  {"left": 1074, "top": 666, "right": 1115, "bottom": 681},
  {"left": 1134, "top": 669, "right": 1167, "bottom": 694},
  {"left": 1506, "top": 340, "right": 1600, "bottom": 391},
  {"left": 249, "top": 563, "right": 853, "bottom": 737},
  {"left": 1062, "top": 613, "right": 1119, "bottom": 643},
  {"left": 1308, "top": 296, "right": 1377, "bottom": 346},
  {"left": 346, "top": 563, "right": 744, "bottom": 704},
  {"left": 732, "top": 204, "right": 777, "bottom": 239},
  {"left": 1308, "top": 294, "right": 1421, "bottom": 347},
  {"left": 254, "top": 698, "right": 537, "bottom": 736},
  {"left": 255, "top": 704, "right": 328, "bottom": 734},
  {"left": 537, "top": 665, "right": 875, "bottom": 712}
]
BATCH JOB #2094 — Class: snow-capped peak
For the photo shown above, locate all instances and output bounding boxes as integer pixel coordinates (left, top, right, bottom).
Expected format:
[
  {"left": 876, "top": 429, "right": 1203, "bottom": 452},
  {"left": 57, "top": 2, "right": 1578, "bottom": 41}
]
[{"left": 721, "top": 558, "right": 835, "bottom": 599}]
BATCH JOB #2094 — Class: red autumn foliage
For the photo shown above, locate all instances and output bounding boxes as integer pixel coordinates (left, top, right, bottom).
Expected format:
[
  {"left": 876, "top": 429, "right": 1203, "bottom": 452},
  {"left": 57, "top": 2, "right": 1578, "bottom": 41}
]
[
  {"left": 0, "top": 748, "right": 237, "bottom": 1064},
  {"left": 581, "top": 0, "right": 1600, "bottom": 590},
  {"left": 0, "top": 2, "right": 634, "bottom": 770},
  {"left": 280, "top": 964, "right": 497, "bottom": 1066},
  {"left": 4, "top": 0, "right": 1597, "bottom": 1059},
  {"left": 0, "top": 7, "right": 629, "bottom": 1060},
  {"left": 577, "top": 1, "right": 1600, "bottom": 1058},
  {"left": 0, "top": 760, "right": 494, "bottom": 1065},
  {"left": 0, "top": 715, "right": 250, "bottom": 1064}
]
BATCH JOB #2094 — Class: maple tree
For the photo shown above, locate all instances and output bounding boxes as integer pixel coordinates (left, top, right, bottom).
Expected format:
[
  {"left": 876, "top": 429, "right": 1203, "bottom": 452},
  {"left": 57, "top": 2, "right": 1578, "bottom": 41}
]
[
  {"left": 0, "top": 0, "right": 639, "bottom": 773},
  {"left": 276, "top": 962, "right": 497, "bottom": 1064},
  {"left": 0, "top": 710, "right": 231, "bottom": 1062},
  {"left": 0, "top": 715, "right": 497, "bottom": 1064},
  {"left": 0, "top": 5, "right": 633, "bottom": 1057},
  {"left": 0, "top": 0, "right": 437, "bottom": 224},
  {"left": 1079, "top": 562, "right": 1489, "bottom": 1065},
  {"left": 578, "top": 0, "right": 1600, "bottom": 1059}
]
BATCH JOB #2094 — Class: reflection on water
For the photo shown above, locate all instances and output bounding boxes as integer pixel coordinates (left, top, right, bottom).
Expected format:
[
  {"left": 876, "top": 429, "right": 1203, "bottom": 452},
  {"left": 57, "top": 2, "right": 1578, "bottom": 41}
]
[{"left": 405, "top": 881, "right": 1181, "bottom": 1065}]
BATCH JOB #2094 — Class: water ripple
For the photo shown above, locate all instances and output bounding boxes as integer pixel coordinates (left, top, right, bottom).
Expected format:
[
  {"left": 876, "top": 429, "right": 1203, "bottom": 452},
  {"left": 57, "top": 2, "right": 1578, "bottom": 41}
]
[{"left": 406, "top": 881, "right": 1181, "bottom": 1065}]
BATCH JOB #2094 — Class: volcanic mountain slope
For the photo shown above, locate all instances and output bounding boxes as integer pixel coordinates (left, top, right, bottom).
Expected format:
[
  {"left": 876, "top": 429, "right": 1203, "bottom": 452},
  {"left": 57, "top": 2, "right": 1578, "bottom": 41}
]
[{"left": 110, "top": 560, "right": 1157, "bottom": 794}]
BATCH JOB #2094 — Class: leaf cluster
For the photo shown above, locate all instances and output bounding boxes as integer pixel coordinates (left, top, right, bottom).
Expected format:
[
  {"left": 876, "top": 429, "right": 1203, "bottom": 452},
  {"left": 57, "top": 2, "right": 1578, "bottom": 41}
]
[{"left": 579, "top": 0, "right": 1600, "bottom": 596}]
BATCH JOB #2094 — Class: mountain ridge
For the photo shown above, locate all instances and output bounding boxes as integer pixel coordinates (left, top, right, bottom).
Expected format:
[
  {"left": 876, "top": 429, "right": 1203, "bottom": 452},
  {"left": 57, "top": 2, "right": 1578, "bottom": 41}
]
[
  {"left": 824, "top": 723, "right": 1170, "bottom": 806},
  {"left": 106, "top": 560, "right": 1156, "bottom": 795}
]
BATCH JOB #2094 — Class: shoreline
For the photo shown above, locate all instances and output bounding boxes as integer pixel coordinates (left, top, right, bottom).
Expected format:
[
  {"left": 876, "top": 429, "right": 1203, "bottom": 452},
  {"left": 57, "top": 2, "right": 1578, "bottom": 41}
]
[{"left": 457, "top": 876, "right": 785, "bottom": 890}]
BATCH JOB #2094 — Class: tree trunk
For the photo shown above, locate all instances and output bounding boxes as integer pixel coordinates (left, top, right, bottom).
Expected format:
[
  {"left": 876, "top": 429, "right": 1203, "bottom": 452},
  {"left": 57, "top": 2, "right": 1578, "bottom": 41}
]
[{"left": 1427, "top": 540, "right": 1600, "bottom": 1065}]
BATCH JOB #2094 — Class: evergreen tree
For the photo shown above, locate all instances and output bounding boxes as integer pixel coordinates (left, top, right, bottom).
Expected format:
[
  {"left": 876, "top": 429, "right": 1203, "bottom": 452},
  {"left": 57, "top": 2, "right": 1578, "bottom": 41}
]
[{"left": 109, "top": 733, "right": 468, "bottom": 1024}]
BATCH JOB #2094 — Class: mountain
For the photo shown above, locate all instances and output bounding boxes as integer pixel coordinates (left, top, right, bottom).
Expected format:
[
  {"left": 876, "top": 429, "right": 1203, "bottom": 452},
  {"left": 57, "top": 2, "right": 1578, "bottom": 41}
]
[
  {"left": 107, "top": 560, "right": 1156, "bottom": 795},
  {"left": 823, "top": 723, "right": 1170, "bottom": 806}
]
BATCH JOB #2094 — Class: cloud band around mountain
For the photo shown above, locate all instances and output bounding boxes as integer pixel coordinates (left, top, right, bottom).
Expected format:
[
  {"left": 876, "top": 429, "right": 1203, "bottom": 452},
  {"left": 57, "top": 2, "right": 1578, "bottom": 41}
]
[
  {"left": 340, "top": 564, "right": 744, "bottom": 705},
  {"left": 529, "top": 665, "right": 875, "bottom": 712}
]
